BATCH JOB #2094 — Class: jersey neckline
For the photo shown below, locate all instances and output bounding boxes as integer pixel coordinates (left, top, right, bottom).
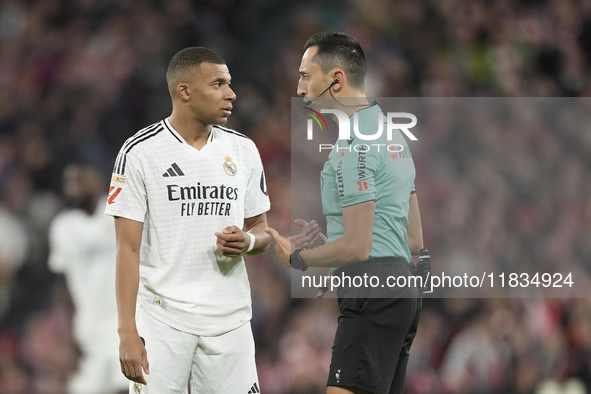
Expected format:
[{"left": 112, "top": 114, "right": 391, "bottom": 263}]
[{"left": 163, "top": 118, "right": 216, "bottom": 151}]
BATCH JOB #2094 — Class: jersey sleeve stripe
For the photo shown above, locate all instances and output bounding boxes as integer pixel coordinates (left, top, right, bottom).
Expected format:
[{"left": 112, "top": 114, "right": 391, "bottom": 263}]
[
  {"left": 113, "top": 127, "right": 163, "bottom": 175},
  {"left": 122, "top": 123, "right": 161, "bottom": 149},
  {"left": 113, "top": 122, "right": 161, "bottom": 174},
  {"left": 118, "top": 123, "right": 161, "bottom": 157}
]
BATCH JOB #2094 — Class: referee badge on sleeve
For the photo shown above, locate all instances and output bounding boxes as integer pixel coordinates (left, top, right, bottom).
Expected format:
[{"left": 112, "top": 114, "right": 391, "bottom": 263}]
[{"left": 223, "top": 155, "right": 237, "bottom": 176}]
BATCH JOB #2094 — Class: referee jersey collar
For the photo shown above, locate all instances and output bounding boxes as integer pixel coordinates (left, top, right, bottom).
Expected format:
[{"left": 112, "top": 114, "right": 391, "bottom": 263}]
[
  {"left": 343, "top": 102, "right": 381, "bottom": 143},
  {"left": 348, "top": 101, "right": 380, "bottom": 121}
]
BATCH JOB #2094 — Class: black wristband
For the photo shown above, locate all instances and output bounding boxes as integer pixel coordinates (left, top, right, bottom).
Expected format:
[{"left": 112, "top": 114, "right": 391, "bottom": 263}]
[{"left": 289, "top": 249, "right": 308, "bottom": 271}]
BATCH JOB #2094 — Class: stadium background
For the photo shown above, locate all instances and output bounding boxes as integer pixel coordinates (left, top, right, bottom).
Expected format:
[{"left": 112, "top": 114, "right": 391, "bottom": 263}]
[{"left": 1, "top": 0, "right": 591, "bottom": 393}]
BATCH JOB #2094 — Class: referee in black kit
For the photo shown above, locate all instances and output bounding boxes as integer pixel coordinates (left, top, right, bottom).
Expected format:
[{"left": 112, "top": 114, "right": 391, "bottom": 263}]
[{"left": 266, "top": 31, "right": 424, "bottom": 394}]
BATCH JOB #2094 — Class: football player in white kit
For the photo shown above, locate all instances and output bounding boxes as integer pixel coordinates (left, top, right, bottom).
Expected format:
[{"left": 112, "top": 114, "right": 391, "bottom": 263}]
[
  {"left": 105, "top": 47, "right": 271, "bottom": 394},
  {"left": 49, "top": 163, "right": 129, "bottom": 394}
]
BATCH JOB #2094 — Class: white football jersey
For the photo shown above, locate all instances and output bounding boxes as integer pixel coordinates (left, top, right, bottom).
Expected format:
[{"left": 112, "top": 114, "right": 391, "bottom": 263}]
[
  {"left": 49, "top": 197, "right": 119, "bottom": 347},
  {"left": 105, "top": 119, "right": 270, "bottom": 336}
]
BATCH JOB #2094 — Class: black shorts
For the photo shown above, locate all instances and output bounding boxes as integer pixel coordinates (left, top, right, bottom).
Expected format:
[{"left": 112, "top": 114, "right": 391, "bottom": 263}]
[{"left": 327, "top": 258, "right": 421, "bottom": 394}]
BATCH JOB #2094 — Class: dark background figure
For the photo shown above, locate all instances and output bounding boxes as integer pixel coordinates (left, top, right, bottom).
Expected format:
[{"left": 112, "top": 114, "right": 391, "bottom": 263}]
[{"left": 48, "top": 163, "right": 128, "bottom": 394}]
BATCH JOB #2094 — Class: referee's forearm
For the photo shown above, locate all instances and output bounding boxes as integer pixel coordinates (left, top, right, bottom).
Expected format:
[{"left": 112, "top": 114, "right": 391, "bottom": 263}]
[
  {"left": 300, "top": 237, "right": 367, "bottom": 268},
  {"left": 406, "top": 193, "right": 423, "bottom": 256},
  {"left": 299, "top": 201, "right": 375, "bottom": 267}
]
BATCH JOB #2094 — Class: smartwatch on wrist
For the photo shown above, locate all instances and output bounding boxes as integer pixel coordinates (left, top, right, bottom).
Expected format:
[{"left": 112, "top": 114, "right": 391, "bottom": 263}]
[{"left": 289, "top": 249, "right": 308, "bottom": 271}]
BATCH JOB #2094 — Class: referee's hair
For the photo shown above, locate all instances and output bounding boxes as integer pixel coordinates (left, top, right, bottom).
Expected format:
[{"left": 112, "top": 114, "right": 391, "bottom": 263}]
[
  {"left": 166, "top": 47, "right": 226, "bottom": 91},
  {"left": 304, "top": 31, "right": 366, "bottom": 90}
]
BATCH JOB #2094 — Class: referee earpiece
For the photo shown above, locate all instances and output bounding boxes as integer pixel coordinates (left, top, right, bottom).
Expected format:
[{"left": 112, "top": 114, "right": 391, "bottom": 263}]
[{"left": 304, "top": 79, "right": 340, "bottom": 106}]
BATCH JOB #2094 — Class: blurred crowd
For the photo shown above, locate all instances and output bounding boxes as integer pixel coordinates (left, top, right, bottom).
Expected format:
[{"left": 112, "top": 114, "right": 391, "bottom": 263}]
[{"left": 0, "top": 0, "right": 591, "bottom": 393}]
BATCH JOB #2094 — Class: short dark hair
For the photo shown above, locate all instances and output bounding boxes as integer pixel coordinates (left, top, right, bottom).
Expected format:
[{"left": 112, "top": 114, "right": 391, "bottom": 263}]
[
  {"left": 304, "top": 31, "right": 366, "bottom": 90},
  {"left": 166, "top": 47, "right": 226, "bottom": 85}
]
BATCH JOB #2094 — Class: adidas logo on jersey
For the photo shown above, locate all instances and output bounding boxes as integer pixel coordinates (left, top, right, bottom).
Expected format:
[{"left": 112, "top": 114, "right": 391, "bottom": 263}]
[
  {"left": 162, "top": 163, "right": 185, "bottom": 177},
  {"left": 247, "top": 382, "right": 260, "bottom": 393}
]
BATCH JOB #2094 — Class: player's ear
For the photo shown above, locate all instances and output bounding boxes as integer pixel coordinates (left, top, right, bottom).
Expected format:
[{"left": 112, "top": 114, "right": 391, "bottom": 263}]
[{"left": 177, "top": 83, "right": 190, "bottom": 101}]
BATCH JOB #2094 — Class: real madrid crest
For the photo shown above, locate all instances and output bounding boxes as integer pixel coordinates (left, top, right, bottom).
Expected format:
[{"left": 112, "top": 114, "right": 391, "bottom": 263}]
[{"left": 223, "top": 155, "right": 237, "bottom": 176}]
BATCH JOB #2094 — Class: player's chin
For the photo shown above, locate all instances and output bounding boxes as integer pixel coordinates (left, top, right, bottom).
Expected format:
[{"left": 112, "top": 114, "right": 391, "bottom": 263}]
[{"left": 215, "top": 116, "right": 230, "bottom": 125}]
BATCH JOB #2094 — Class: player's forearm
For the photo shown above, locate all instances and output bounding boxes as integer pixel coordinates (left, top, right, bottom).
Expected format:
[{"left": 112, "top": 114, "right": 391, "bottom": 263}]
[
  {"left": 243, "top": 212, "right": 271, "bottom": 255},
  {"left": 245, "top": 223, "right": 271, "bottom": 255},
  {"left": 116, "top": 247, "right": 140, "bottom": 335}
]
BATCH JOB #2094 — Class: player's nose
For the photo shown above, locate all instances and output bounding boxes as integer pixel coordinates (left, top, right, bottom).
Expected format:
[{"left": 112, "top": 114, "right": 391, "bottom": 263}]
[{"left": 225, "top": 86, "right": 236, "bottom": 101}]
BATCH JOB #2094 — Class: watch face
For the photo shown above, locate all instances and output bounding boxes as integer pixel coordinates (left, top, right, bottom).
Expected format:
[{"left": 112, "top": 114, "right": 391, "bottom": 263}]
[
  {"left": 290, "top": 250, "right": 307, "bottom": 271},
  {"left": 289, "top": 253, "right": 298, "bottom": 269},
  {"left": 298, "top": 254, "right": 308, "bottom": 271}
]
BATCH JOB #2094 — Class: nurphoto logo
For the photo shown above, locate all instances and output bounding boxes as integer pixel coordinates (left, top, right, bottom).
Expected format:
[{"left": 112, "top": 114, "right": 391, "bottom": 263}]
[{"left": 302, "top": 107, "right": 418, "bottom": 152}]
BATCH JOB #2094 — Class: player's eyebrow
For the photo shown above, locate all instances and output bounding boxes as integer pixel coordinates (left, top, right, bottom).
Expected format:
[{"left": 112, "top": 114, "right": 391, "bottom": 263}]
[{"left": 212, "top": 76, "right": 231, "bottom": 84}]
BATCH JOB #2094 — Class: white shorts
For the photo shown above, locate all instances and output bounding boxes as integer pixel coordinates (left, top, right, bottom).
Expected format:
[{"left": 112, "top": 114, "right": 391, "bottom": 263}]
[{"left": 131, "top": 306, "right": 259, "bottom": 394}]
